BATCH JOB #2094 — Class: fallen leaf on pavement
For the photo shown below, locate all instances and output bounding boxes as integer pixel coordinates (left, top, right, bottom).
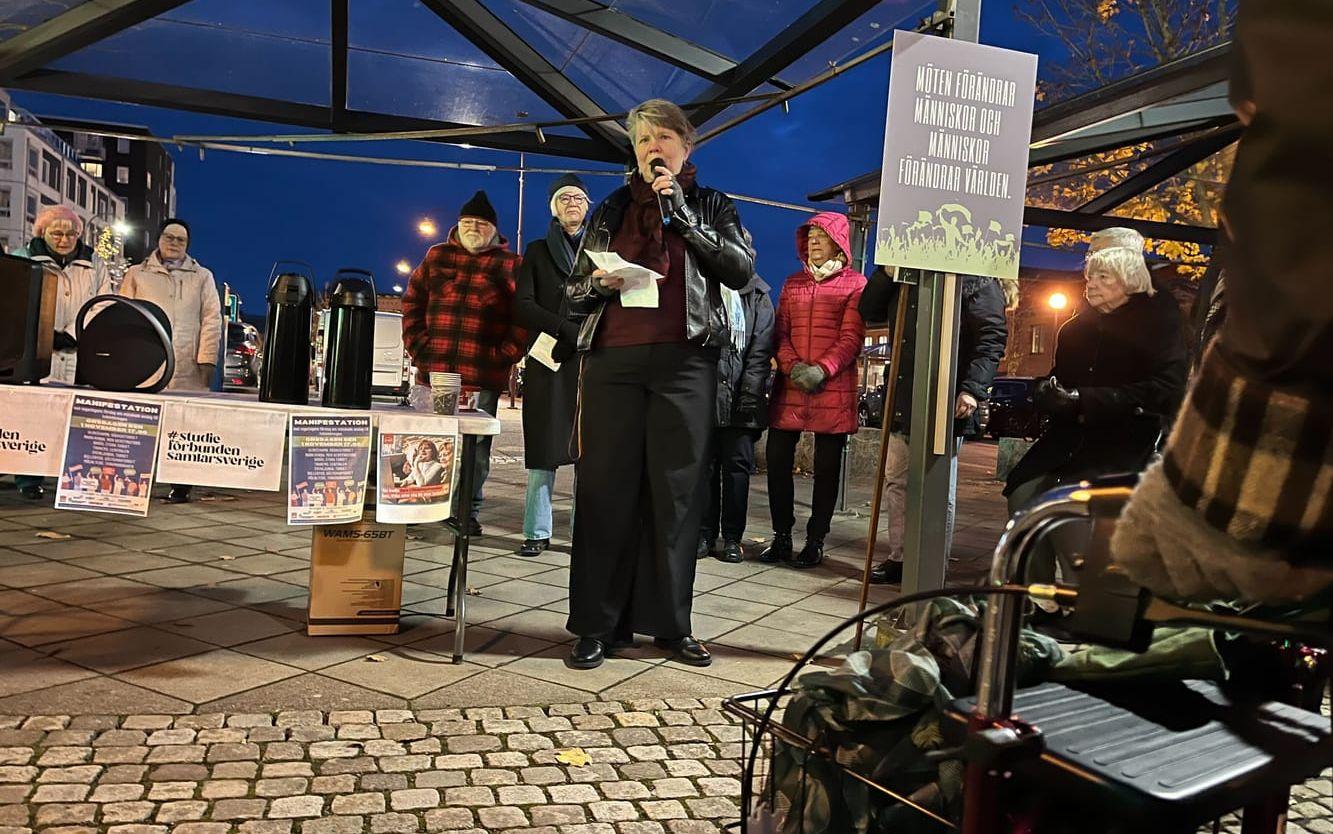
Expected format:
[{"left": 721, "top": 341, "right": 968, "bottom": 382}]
[
  {"left": 555, "top": 748, "right": 591, "bottom": 767},
  {"left": 366, "top": 655, "right": 388, "bottom": 663},
  {"left": 219, "top": 555, "right": 236, "bottom": 561},
  {"left": 467, "top": 587, "right": 482, "bottom": 596},
  {"left": 35, "top": 531, "right": 71, "bottom": 540}
]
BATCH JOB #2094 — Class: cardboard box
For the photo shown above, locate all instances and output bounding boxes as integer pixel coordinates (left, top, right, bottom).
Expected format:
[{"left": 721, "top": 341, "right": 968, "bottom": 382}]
[{"left": 307, "top": 519, "right": 406, "bottom": 635}]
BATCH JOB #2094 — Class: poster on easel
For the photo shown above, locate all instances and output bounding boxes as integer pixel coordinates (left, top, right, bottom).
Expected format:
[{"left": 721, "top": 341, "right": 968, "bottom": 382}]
[
  {"left": 55, "top": 395, "right": 163, "bottom": 517},
  {"left": 287, "top": 414, "right": 372, "bottom": 525},
  {"left": 375, "top": 413, "right": 458, "bottom": 525},
  {"left": 874, "top": 31, "right": 1038, "bottom": 279}
]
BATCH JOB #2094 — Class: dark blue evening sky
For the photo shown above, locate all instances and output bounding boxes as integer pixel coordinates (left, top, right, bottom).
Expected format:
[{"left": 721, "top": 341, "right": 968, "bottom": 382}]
[{"left": 11, "top": 2, "right": 1072, "bottom": 313}]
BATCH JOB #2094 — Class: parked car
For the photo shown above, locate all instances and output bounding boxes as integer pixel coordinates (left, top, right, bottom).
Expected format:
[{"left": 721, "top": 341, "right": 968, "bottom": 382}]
[
  {"left": 984, "top": 376, "right": 1044, "bottom": 440},
  {"left": 858, "top": 383, "right": 886, "bottom": 428},
  {"left": 223, "top": 321, "right": 261, "bottom": 390}
]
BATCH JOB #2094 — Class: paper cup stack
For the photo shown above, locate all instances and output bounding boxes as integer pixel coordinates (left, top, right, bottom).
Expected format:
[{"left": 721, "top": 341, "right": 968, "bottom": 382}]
[{"left": 429, "top": 372, "right": 462, "bottom": 415}]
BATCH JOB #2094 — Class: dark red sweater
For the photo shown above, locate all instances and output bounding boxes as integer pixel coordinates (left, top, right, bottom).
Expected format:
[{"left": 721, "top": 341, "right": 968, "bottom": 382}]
[{"left": 595, "top": 232, "right": 688, "bottom": 349}]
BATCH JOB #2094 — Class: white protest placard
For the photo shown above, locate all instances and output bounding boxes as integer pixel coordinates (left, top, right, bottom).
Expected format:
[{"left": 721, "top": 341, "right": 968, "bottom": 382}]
[
  {"left": 375, "top": 413, "right": 459, "bottom": 525},
  {"left": 156, "top": 402, "right": 289, "bottom": 491},
  {"left": 55, "top": 395, "right": 163, "bottom": 517},
  {"left": 875, "top": 31, "right": 1038, "bottom": 279},
  {"left": 287, "top": 414, "right": 372, "bottom": 526},
  {"left": 0, "top": 387, "right": 75, "bottom": 477},
  {"left": 586, "top": 250, "right": 660, "bottom": 308}
]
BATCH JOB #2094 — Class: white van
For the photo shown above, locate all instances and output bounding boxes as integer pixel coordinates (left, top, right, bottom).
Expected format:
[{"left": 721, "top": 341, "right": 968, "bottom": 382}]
[{"left": 371, "top": 311, "right": 412, "bottom": 398}]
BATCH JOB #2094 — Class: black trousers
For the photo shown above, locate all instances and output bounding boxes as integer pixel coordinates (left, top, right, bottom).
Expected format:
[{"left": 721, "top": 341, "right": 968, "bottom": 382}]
[
  {"left": 567, "top": 343, "right": 716, "bottom": 641},
  {"left": 702, "top": 427, "right": 758, "bottom": 542},
  {"left": 766, "top": 429, "right": 847, "bottom": 540}
]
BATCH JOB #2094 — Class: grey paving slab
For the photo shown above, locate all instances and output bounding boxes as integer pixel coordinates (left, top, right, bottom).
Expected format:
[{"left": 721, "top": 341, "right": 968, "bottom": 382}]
[
  {"left": 45, "top": 625, "right": 216, "bottom": 674},
  {"left": 158, "top": 608, "right": 297, "bottom": 647},
  {"left": 0, "top": 588, "right": 66, "bottom": 616},
  {"left": 231, "top": 632, "right": 387, "bottom": 672},
  {"left": 412, "top": 667, "right": 594, "bottom": 709},
  {"left": 116, "top": 648, "right": 303, "bottom": 704},
  {"left": 27, "top": 576, "right": 161, "bottom": 607},
  {"left": 0, "top": 547, "right": 42, "bottom": 568},
  {"left": 0, "top": 645, "right": 98, "bottom": 697},
  {"left": 0, "top": 606, "right": 135, "bottom": 647},
  {"left": 96, "top": 590, "right": 233, "bottom": 625},
  {"left": 121, "top": 565, "right": 241, "bottom": 590},
  {"left": 0, "top": 675, "right": 192, "bottom": 715},
  {"left": 319, "top": 652, "right": 483, "bottom": 700},
  {"left": 198, "top": 673, "right": 410, "bottom": 713},
  {"left": 0, "top": 560, "right": 103, "bottom": 589},
  {"left": 191, "top": 576, "right": 306, "bottom": 605}
]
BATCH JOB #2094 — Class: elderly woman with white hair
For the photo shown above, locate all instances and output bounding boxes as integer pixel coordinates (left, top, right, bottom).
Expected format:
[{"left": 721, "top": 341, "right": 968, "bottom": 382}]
[
  {"left": 1004, "top": 227, "right": 1188, "bottom": 512},
  {"left": 10, "top": 206, "right": 109, "bottom": 499}
]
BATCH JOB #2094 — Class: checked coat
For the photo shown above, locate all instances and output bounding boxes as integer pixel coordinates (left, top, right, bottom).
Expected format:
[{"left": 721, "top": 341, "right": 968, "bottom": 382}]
[{"left": 401, "top": 229, "right": 528, "bottom": 392}]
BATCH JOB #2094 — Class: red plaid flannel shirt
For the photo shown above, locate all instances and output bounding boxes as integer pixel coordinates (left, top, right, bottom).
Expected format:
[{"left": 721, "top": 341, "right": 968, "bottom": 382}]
[{"left": 402, "top": 232, "right": 528, "bottom": 391}]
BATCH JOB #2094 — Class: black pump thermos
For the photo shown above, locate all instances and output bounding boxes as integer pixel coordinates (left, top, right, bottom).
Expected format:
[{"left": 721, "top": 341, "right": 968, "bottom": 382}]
[
  {"left": 258, "top": 261, "right": 315, "bottom": 405},
  {"left": 320, "top": 269, "right": 377, "bottom": 409}
]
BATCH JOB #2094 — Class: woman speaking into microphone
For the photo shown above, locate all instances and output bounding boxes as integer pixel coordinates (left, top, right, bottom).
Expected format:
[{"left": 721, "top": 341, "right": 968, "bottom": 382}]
[{"left": 563, "top": 99, "right": 754, "bottom": 670}]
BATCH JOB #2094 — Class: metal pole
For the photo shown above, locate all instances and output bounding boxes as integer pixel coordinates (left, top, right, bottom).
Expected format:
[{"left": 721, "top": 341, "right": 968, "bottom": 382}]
[
  {"left": 516, "top": 151, "right": 526, "bottom": 252},
  {"left": 901, "top": 0, "right": 982, "bottom": 595},
  {"left": 837, "top": 212, "right": 872, "bottom": 513}
]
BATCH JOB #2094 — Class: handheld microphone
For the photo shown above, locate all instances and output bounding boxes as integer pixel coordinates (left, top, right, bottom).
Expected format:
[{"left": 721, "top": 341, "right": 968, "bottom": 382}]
[{"left": 648, "top": 157, "right": 671, "bottom": 226}]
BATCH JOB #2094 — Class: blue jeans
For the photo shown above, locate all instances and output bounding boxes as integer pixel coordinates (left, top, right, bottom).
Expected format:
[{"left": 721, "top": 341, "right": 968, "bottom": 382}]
[
  {"left": 524, "top": 469, "right": 555, "bottom": 540},
  {"left": 451, "top": 389, "right": 499, "bottom": 522}
]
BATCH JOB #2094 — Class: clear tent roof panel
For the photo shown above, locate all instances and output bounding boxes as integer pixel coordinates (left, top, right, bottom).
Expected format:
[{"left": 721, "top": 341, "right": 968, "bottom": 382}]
[
  {"left": 783, "top": 0, "right": 934, "bottom": 82},
  {"left": 50, "top": 14, "right": 332, "bottom": 106},
  {"left": 0, "top": 0, "right": 83, "bottom": 39},
  {"left": 596, "top": 0, "right": 824, "bottom": 62}
]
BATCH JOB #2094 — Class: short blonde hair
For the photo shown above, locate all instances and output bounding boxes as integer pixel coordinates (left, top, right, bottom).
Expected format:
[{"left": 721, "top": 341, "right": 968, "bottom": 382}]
[
  {"left": 1085, "top": 245, "right": 1155, "bottom": 296},
  {"left": 34, "top": 205, "right": 83, "bottom": 238},
  {"left": 626, "top": 99, "right": 696, "bottom": 149}
]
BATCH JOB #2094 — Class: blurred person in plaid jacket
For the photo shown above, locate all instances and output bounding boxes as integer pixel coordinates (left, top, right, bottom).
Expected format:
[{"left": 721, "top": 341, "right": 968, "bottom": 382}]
[{"left": 402, "top": 190, "right": 527, "bottom": 535}]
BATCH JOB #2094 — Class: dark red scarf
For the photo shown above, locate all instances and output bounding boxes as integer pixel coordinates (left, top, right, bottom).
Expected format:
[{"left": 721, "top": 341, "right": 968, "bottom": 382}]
[{"left": 610, "top": 162, "right": 698, "bottom": 277}]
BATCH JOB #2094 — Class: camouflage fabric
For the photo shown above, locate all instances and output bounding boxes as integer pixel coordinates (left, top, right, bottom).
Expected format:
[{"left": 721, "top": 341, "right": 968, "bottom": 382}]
[{"left": 768, "top": 598, "right": 1063, "bottom": 834}]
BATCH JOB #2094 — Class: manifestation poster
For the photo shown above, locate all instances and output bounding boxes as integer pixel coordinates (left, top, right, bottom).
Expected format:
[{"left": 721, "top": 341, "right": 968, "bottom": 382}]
[
  {"left": 0, "top": 388, "right": 74, "bottom": 477},
  {"left": 288, "top": 414, "right": 372, "bottom": 525},
  {"left": 55, "top": 395, "right": 163, "bottom": 517},
  {"left": 875, "top": 31, "right": 1038, "bottom": 279},
  {"left": 375, "top": 413, "right": 458, "bottom": 525},
  {"left": 157, "top": 402, "right": 288, "bottom": 491}
]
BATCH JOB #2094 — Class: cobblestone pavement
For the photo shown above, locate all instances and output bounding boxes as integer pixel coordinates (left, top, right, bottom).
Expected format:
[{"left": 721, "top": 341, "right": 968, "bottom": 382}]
[{"left": 0, "top": 701, "right": 745, "bottom": 834}]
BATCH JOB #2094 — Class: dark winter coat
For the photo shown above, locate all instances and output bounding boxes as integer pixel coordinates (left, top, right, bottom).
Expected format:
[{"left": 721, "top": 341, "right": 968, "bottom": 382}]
[
  {"left": 566, "top": 181, "right": 753, "bottom": 351},
  {"left": 714, "top": 275, "right": 776, "bottom": 429},
  {"left": 514, "top": 221, "right": 584, "bottom": 470},
  {"left": 858, "top": 269, "right": 1009, "bottom": 438},
  {"left": 1005, "top": 290, "right": 1188, "bottom": 494},
  {"left": 769, "top": 213, "right": 867, "bottom": 436}
]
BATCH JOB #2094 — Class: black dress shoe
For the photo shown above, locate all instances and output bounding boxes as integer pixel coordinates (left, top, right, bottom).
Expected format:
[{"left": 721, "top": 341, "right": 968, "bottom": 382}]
[
  {"left": 568, "top": 637, "right": 606, "bottom": 669},
  {"left": 869, "top": 560, "right": 904, "bottom": 585},
  {"left": 445, "top": 516, "right": 484, "bottom": 537},
  {"left": 758, "top": 532, "right": 792, "bottom": 564},
  {"left": 790, "top": 538, "right": 825, "bottom": 570},
  {"left": 717, "top": 539, "right": 744, "bottom": 564},
  {"left": 655, "top": 636, "right": 711, "bottom": 667},
  {"left": 18, "top": 483, "right": 45, "bottom": 500},
  {"left": 696, "top": 537, "right": 717, "bottom": 559},
  {"left": 518, "top": 538, "right": 549, "bottom": 558},
  {"left": 165, "top": 486, "right": 192, "bottom": 504}
]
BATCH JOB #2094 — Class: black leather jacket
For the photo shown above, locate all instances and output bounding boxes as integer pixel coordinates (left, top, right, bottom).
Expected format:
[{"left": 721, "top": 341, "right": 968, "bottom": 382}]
[{"left": 566, "top": 182, "right": 754, "bottom": 351}]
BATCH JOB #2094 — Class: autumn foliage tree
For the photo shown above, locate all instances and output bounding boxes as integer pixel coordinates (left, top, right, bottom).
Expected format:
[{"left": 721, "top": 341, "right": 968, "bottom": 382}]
[{"left": 1019, "top": 0, "right": 1236, "bottom": 272}]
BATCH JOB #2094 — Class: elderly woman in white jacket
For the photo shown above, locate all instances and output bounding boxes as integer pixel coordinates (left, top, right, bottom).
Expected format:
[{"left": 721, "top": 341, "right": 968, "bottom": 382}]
[
  {"left": 120, "top": 218, "right": 223, "bottom": 394},
  {"left": 10, "top": 206, "right": 110, "bottom": 499},
  {"left": 120, "top": 218, "right": 223, "bottom": 504}
]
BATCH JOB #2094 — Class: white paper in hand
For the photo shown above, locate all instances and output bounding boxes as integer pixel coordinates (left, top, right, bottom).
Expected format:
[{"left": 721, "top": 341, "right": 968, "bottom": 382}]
[
  {"left": 586, "top": 250, "right": 661, "bottom": 309},
  {"left": 529, "top": 332, "right": 562, "bottom": 372}
]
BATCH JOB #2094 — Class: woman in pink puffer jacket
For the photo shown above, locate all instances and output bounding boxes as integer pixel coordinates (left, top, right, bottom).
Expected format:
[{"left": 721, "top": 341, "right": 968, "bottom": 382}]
[{"left": 761, "top": 212, "right": 867, "bottom": 569}]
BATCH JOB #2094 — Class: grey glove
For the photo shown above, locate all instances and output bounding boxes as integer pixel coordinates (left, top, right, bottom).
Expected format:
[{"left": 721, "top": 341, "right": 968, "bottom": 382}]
[{"left": 790, "top": 363, "right": 827, "bottom": 393}]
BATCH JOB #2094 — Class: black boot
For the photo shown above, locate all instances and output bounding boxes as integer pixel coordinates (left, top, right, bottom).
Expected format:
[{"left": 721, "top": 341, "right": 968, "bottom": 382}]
[
  {"left": 696, "top": 537, "right": 717, "bottom": 560},
  {"left": 165, "top": 485, "right": 192, "bottom": 504},
  {"left": 518, "top": 538, "right": 549, "bottom": 557},
  {"left": 718, "top": 539, "right": 744, "bottom": 564},
  {"left": 19, "top": 483, "right": 45, "bottom": 500},
  {"left": 790, "top": 537, "right": 825, "bottom": 569},
  {"left": 654, "top": 636, "right": 711, "bottom": 667},
  {"left": 758, "top": 532, "right": 792, "bottom": 564},
  {"left": 869, "top": 560, "right": 904, "bottom": 585}
]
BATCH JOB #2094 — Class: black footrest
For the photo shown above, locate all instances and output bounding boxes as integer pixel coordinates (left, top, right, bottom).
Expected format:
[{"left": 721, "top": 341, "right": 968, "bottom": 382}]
[{"left": 945, "top": 680, "right": 1333, "bottom": 827}]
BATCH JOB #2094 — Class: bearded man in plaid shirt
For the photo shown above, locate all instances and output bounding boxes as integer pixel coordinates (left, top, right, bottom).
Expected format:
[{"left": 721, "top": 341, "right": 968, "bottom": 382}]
[{"left": 402, "top": 190, "right": 527, "bottom": 535}]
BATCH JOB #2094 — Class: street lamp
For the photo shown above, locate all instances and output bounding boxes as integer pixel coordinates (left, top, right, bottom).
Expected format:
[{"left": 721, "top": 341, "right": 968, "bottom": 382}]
[
  {"left": 395, "top": 260, "right": 411, "bottom": 275},
  {"left": 416, "top": 218, "right": 437, "bottom": 238},
  {"left": 1047, "top": 291, "right": 1069, "bottom": 353},
  {"left": 112, "top": 220, "right": 132, "bottom": 237},
  {"left": 392, "top": 284, "right": 404, "bottom": 294}
]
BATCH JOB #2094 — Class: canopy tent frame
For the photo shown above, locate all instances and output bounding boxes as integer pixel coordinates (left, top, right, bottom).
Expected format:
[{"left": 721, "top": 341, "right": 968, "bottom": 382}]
[{"left": 0, "top": 0, "right": 931, "bottom": 162}]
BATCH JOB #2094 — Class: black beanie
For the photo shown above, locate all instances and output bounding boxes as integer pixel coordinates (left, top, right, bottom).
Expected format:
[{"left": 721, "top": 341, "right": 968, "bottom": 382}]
[
  {"left": 547, "top": 173, "right": 588, "bottom": 200},
  {"left": 160, "top": 217, "right": 191, "bottom": 238},
  {"left": 459, "top": 190, "right": 498, "bottom": 225}
]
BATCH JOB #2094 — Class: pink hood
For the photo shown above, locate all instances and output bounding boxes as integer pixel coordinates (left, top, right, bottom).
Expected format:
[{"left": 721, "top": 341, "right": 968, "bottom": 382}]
[{"left": 796, "top": 212, "right": 853, "bottom": 272}]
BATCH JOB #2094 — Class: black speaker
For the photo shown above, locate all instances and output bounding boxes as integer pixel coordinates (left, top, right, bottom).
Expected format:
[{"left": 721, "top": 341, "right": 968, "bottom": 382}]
[
  {"left": 74, "top": 295, "right": 176, "bottom": 393},
  {"left": 0, "top": 253, "right": 56, "bottom": 384}
]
